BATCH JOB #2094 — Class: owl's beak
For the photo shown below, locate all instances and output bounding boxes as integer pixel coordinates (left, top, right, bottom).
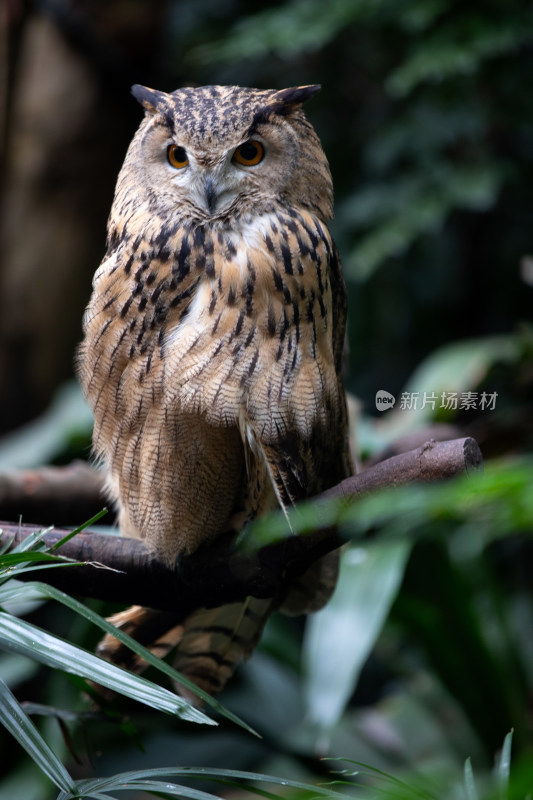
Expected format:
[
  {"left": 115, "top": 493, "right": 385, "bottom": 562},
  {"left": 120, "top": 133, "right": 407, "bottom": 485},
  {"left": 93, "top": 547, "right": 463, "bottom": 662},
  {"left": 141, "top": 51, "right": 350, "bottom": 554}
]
[{"left": 204, "top": 176, "right": 217, "bottom": 214}]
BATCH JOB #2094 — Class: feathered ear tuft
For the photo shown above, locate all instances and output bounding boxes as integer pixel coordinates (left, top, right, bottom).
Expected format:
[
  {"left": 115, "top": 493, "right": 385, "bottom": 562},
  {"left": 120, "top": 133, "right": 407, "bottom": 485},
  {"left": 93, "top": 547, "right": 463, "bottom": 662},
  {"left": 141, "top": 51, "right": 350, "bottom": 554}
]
[
  {"left": 131, "top": 84, "right": 170, "bottom": 115},
  {"left": 267, "top": 84, "right": 321, "bottom": 115}
]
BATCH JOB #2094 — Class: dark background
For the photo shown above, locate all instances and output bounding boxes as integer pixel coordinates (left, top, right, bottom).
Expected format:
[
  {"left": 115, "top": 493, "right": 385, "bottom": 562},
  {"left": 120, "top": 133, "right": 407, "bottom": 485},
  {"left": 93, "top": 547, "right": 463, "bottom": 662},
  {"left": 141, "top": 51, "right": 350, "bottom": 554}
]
[
  {"left": 2, "top": 0, "right": 532, "bottom": 442},
  {"left": 1, "top": 1, "right": 532, "bottom": 797}
]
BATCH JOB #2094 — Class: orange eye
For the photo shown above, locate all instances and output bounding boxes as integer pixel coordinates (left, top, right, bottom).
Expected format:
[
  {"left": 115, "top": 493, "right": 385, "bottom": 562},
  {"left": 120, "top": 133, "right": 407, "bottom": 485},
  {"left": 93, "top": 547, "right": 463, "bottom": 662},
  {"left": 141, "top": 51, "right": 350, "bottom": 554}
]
[
  {"left": 167, "top": 144, "right": 188, "bottom": 169},
  {"left": 233, "top": 140, "right": 264, "bottom": 166}
]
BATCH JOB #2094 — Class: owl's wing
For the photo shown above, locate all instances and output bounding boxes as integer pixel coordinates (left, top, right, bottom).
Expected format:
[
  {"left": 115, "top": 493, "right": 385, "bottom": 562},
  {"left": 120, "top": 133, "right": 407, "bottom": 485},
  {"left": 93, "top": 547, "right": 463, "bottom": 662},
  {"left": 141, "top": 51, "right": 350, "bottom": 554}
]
[
  {"left": 251, "top": 229, "right": 352, "bottom": 500},
  {"left": 245, "top": 230, "right": 353, "bottom": 613}
]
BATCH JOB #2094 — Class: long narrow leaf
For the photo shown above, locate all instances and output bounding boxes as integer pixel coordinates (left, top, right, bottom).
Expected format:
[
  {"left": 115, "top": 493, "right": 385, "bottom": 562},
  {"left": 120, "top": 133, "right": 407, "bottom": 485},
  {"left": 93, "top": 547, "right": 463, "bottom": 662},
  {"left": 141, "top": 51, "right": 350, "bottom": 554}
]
[
  {"left": 327, "top": 758, "right": 428, "bottom": 797},
  {"left": 0, "top": 581, "right": 54, "bottom": 605},
  {"left": 0, "top": 579, "right": 257, "bottom": 735},
  {"left": 78, "top": 767, "right": 349, "bottom": 798},
  {"left": 0, "top": 561, "right": 93, "bottom": 577},
  {"left": 1, "top": 551, "right": 61, "bottom": 565},
  {"left": 48, "top": 508, "right": 109, "bottom": 550},
  {"left": 0, "top": 552, "right": 77, "bottom": 567},
  {"left": 74, "top": 777, "right": 222, "bottom": 799},
  {"left": 0, "top": 511, "right": 108, "bottom": 568},
  {"left": 6, "top": 526, "right": 54, "bottom": 554},
  {"left": 497, "top": 730, "right": 513, "bottom": 799},
  {"left": 0, "top": 676, "right": 75, "bottom": 793},
  {"left": 0, "top": 612, "right": 214, "bottom": 725},
  {"left": 464, "top": 758, "right": 479, "bottom": 800},
  {"left": 57, "top": 794, "right": 115, "bottom": 800},
  {"left": 303, "top": 540, "right": 411, "bottom": 730},
  {"left": 60, "top": 767, "right": 356, "bottom": 800}
]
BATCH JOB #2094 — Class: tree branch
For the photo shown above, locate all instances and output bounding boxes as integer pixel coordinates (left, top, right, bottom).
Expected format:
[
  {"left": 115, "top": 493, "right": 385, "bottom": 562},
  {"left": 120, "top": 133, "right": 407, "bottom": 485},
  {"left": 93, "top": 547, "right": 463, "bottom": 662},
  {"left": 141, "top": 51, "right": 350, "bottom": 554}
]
[
  {"left": 0, "top": 460, "right": 107, "bottom": 526},
  {"left": 0, "top": 437, "right": 482, "bottom": 613}
]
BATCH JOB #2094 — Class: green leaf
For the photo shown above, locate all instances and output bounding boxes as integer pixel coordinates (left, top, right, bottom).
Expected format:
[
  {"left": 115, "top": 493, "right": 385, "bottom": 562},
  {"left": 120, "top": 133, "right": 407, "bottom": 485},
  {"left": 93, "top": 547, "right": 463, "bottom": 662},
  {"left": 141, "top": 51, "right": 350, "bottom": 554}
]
[
  {"left": 464, "top": 758, "right": 479, "bottom": 800},
  {"left": 345, "top": 163, "right": 507, "bottom": 280},
  {"left": 188, "top": 0, "right": 373, "bottom": 64},
  {"left": 497, "top": 730, "right": 513, "bottom": 799},
  {"left": 326, "top": 757, "right": 428, "bottom": 798},
  {"left": 0, "top": 612, "right": 215, "bottom": 725},
  {"left": 75, "top": 767, "right": 349, "bottom": 799},
  {"left": 303, "top": 540, "right": 411, "bottom": 730},
  {"left": 48, "top": 508, "right": 109, "bottom": 550},
  {"left": 0, "top": 676, "right": 75, "bottom": 793},
  {"left": 7, "top": 526, "right": 54, "bottom": 554},
  {"left": 0, "top": 551, "right": 74, "bottom": 567},
  {"left": 386, "top": 14, "right": 533, "bottom": 97},
  {"left": 71, "top": 778, "right": 222, "bottom": 799},
  {"left": 1, "top": 561, "right": 90, "bottom": 578},
  {"left": 56, "top": 793, "right": 114, "bottom": 800},
  {"left": 0, "top": 580, "right": 257, "bottom": 735},
  {"left": 0, "top": 652, "right": 38, "bottom": 687}
]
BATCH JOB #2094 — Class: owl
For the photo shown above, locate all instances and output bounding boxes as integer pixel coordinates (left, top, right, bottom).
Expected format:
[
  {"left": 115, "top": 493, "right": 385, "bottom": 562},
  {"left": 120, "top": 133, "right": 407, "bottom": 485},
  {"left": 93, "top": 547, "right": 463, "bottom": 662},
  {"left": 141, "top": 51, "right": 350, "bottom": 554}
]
[{"left": 78, "top": 83, "right": 353, "bottom": 700}]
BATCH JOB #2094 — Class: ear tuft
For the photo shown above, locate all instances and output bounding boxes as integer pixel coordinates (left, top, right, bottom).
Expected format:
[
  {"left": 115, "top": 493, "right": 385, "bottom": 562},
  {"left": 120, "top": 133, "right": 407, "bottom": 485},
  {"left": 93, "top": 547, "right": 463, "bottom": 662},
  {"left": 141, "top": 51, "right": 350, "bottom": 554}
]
[
  {"left": 271, "top": 84, "right": 321, "bottom": 108},
  {"left": 131, "top": 84, "right": 169, "bottom": 114},
  {"left": 269, "top": 83, "right": 322, "bottom": 114}
]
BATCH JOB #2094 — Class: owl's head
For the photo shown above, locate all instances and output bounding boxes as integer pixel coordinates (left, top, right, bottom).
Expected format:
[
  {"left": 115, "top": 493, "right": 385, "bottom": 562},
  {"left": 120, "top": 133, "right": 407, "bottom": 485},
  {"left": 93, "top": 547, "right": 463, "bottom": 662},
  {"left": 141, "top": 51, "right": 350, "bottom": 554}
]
[{"left": 116, "top": 83, "right": 333, "bottom": 225}]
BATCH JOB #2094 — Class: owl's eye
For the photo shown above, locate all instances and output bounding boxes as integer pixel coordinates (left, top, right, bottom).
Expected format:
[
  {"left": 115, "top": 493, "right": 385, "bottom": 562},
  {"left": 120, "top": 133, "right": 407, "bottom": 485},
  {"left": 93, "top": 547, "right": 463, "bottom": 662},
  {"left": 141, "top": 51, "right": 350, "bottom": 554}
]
[
  {"left": 233, "top": 140, "right": 264, "bottom": 167},
  {"left": 167, "top": 144, "right": 188, "bottom": 169}
]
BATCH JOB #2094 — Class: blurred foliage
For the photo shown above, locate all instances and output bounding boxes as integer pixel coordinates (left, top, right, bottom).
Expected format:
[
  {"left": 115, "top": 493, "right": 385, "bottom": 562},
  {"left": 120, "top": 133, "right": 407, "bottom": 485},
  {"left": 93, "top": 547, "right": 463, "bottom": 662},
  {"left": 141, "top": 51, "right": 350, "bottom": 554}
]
[
  {"left": 1, "top": 460, "right": 533, "bottom": 797},
  {"left": 1, "top": 0, "right": 533, "bottom": 797}
]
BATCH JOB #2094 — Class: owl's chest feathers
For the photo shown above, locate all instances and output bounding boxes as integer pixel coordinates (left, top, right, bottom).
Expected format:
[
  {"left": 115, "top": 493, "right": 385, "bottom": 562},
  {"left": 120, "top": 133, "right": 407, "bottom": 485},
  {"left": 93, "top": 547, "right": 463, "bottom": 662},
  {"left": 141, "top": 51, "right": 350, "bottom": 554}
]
[{"left": 86, "top": 209, "right": 333, "bottom": 432}]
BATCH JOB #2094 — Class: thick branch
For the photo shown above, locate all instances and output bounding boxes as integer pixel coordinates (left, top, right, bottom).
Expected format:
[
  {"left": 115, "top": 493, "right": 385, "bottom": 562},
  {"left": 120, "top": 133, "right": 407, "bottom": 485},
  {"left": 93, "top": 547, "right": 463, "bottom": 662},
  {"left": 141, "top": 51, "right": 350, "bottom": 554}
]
[
  {"left": 0, "top": 438, "right": 482, "bottom": 613},
  {"left": 0, "top": 460, "right": 107, "bottom": 526},
  {"left": 0, "top": 427, "right": 469, "bottom": 526}
]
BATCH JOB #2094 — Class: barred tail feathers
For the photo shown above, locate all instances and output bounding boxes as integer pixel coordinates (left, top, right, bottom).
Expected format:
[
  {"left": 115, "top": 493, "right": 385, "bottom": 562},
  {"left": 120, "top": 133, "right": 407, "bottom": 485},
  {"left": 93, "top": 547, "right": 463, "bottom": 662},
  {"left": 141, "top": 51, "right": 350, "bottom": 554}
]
[
  {"left": 95, "top": 598, "right": 274, "bottom": 703},
  {"left": 172, "top": 596, "right": 274, "bottom": 701},
  {"left": 95, "top": 605, "right": 186, "bottom": 675}
]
